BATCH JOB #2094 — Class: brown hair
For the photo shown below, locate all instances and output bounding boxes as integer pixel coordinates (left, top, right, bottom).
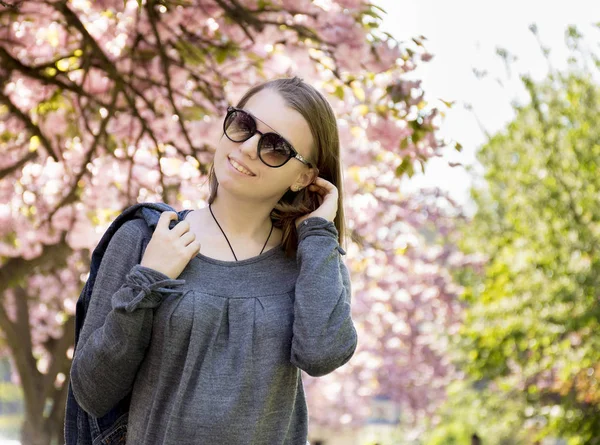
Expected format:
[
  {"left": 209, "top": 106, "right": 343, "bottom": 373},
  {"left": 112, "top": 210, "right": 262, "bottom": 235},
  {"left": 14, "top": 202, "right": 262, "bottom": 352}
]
[{"left": 206, "top": 76, "right": 347, "bottom": 259}]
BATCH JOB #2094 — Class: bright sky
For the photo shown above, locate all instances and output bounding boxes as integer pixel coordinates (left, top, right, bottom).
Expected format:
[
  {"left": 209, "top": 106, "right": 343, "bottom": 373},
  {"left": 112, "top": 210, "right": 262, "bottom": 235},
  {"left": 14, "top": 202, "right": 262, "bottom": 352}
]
[{"left": 376, "top": 0, "right": 600, "bottom": 215}]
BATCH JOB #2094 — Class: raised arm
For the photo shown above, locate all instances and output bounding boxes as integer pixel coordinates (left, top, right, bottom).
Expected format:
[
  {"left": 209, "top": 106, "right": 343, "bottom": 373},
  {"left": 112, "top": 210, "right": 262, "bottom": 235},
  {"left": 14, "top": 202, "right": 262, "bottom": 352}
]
[{"left": 290, "top": 216, "right": 358, "bottom": 377}]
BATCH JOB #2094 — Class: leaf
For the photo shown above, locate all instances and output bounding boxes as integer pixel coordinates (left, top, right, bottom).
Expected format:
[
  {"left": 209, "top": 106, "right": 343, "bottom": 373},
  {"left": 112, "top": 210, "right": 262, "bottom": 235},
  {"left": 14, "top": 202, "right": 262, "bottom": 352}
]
[
  {"left": 179, "top": 105, "right": 209, "bottom": 120},
  {"left": 366, "top": 2, "right": 387, "bottom": 14},
  {"left": 412, "top": 37, "right": 423, "bottom": 47},
  {"left": 215, "top": 48, "right": 228, "bottom": 64},
  {"left": 174, "top": 39, "right": 205, "bottom": 66},
  {"left": 362, "top": 8, "right": 382, "bottom": 20},
  {"left": 381, "top": 31, "right": 397, "bottom": 42},
  {"left": 395, "top": 158, "right": 414, "bottom": 177},
  {"left": 213, "top": 44, "right": 238, "bottom": 64}
]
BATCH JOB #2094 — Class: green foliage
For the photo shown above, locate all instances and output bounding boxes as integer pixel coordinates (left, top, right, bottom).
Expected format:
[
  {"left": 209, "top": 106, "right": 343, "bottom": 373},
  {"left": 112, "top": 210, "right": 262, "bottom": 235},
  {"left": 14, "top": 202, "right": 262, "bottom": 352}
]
[
  {"left": 422, "top": 379, "right": 535, "bottom": 445},
  {"left": 449, "top": 32, "right": 600, "bottom": 442}
]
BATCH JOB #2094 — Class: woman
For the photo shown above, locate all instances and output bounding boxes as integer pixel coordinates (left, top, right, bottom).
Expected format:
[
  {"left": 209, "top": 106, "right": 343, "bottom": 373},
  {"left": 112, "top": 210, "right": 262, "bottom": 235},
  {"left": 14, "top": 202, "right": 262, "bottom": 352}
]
[{"left": 70, "top": 76, "right": 358, "bottom": 444}]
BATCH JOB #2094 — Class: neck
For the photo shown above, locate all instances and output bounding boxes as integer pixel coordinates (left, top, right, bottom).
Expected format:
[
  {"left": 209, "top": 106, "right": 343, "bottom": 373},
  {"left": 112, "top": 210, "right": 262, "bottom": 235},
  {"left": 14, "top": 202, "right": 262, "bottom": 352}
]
[{"left": 208, "top": 189, "right": 275, "bottom": 241}]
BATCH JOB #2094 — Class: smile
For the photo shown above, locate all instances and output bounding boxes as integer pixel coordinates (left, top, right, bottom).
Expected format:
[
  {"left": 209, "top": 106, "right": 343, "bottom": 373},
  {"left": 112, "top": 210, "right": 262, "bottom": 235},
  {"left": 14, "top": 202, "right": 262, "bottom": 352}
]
[{"left": 228, "top": 157, "right": 255, "bottom": 176}]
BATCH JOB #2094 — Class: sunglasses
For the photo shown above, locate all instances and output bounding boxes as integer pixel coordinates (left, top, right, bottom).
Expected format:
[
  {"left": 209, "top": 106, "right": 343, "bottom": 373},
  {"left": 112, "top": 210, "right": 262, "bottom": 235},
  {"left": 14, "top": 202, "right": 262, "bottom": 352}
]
[{"left": 223, "top": 106, "right": 314, "bottom": 168}]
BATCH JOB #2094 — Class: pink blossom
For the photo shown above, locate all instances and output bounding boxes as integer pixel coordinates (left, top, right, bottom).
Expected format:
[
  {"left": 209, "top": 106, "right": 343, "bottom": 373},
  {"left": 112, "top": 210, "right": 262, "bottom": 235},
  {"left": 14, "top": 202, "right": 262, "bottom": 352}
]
[
  {"left": 335, "top": 0, "right": 364, "bottom": 9},
  {"left": 365, "top": 117, "right": 413, "bottom": 150},
  {"left": 421, "top": 52, "right": 434, "bottom": 62},
  {"left": 1, "top": 0, "right": 452, "bottom": 433}
]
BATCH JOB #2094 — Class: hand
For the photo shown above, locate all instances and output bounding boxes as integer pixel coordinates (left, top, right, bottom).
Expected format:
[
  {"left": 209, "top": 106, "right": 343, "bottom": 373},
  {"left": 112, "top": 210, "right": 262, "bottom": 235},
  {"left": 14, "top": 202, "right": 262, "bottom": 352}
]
[
  {"left": 294, "top": 177, "right": 339, "bottom": 229},
  {"left": 140, "top": 211, "right": 201, "bottom": 279}
]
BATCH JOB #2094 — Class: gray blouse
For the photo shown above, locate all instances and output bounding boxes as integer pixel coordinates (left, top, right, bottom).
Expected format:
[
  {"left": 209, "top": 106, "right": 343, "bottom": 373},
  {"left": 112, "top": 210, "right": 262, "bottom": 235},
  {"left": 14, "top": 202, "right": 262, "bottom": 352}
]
[{"left": 70, "top": 214, "right": 358, "bottom": 444}]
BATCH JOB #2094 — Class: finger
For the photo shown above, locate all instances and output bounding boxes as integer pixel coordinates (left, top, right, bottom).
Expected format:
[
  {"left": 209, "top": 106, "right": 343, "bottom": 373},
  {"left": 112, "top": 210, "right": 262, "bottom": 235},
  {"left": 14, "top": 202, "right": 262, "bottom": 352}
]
[
  {"left": 310, "top": 183, "right": 328, "bottom": 193},
  {"left": 158, "top": 211, "right": 178, "bottom": 230},
  {"left": 171, "top": 217, "right": 191, "bottom": 237},
  {"left": 314, "top": 177, "right": 334, "bottom": 190},
  {"left": 186, "top": 240, "right": 201, "bottom": 257},
  {"left": 309, "top": 181, "right": 326, "bottom": 190},
  {"left": 180, "top": 230, "right": 196, "bottom": 246}
]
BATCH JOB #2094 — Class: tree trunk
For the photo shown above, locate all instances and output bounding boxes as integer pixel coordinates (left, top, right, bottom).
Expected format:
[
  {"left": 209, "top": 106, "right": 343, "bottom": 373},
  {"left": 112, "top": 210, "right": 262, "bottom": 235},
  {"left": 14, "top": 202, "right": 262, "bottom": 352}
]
[
  {"left": 0, "top": 233, "right": 76, "bottom": 444},
  {"left": 19, "top": 405, "right": 65, "bottom": 445},
  {"left": 21, "top": 416, "right": 52, "bottom": 445}
]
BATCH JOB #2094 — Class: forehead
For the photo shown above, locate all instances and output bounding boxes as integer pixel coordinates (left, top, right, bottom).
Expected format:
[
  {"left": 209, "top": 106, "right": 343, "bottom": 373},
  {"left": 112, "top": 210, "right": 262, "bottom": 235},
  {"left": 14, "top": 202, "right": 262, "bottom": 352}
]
[{"left": 243, "top": 89, "right": 313, "bottom": 160}]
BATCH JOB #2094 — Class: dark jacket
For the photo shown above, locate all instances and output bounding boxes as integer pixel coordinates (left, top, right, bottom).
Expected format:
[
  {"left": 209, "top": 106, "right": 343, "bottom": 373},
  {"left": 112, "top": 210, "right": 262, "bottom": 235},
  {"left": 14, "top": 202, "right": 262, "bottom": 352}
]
[{"left": 63, "top": 202, "right": 188, "bottom": 445}]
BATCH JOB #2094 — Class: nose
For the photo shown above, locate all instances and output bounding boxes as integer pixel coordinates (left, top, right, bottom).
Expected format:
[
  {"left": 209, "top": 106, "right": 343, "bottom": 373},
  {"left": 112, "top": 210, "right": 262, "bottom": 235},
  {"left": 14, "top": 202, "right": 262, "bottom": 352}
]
[{"left": 238, "top": 133, "right": 260, "bottom": 159}]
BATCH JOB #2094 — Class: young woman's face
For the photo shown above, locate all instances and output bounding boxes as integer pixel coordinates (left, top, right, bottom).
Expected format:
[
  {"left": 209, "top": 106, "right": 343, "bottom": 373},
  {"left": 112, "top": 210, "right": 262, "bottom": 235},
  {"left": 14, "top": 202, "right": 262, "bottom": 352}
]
[{"left": 214, "top": 88, "right": 316, "bottom": 201}]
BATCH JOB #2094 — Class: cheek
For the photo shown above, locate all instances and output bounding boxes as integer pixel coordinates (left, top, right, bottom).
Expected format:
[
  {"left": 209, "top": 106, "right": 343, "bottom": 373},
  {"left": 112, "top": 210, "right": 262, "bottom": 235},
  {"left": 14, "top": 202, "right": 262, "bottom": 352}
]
[
  {"left": 216, "top": 138, "right": 231, "bottom": 153},
  {"left": 270, "top": 167, "right": 299, "bottom": 187},
  {"left": 215, "top": 140, "right": 235, "bottom": 162}
]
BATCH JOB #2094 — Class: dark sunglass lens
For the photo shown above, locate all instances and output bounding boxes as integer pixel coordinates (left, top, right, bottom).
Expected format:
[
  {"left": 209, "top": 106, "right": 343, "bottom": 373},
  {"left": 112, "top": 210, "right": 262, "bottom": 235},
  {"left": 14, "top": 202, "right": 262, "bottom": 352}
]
[
  {"left": 225, "top": 110, "right": 254, "bottom": 141},
  {"left": 259, "top": 133, "right": 292, "bottom": 166}
]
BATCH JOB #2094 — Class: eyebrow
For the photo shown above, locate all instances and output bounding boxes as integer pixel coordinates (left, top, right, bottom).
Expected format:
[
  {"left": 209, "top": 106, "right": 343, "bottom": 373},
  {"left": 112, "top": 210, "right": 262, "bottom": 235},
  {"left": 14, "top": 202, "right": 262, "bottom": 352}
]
[
  {"left": 243, "top": 108, "right": 296, "bottom": 149},
  {"left": 243, "top": 108, "right": 279, "bottom": 135}
]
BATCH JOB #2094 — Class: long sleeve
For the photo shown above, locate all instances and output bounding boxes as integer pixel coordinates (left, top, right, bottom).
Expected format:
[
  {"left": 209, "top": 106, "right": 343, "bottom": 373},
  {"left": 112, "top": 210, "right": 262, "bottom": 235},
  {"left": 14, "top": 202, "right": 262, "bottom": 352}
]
[
  {"left": 290, "top": 216, "right": 358, "bottom": 377},
  {"left": 70, "top": 219, "right": 186, "bottom": 418}
]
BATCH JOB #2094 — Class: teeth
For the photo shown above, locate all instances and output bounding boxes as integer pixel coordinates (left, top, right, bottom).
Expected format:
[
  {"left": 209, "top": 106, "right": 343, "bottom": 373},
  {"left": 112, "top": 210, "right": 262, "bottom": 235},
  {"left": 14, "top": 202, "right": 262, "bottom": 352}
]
[{"left": 230, "top": 158, "right": 253, "bottom": 176}]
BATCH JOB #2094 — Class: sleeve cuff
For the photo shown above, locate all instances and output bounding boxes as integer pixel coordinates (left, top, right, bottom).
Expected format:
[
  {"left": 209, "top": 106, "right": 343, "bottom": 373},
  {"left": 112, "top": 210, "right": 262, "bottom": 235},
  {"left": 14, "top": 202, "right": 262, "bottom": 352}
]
[
  {"left": 119, "top": 264, "right": 186, "bottom": 313},
  {"left": 296, "top": 217, "right": 346, "bottom": 255}
]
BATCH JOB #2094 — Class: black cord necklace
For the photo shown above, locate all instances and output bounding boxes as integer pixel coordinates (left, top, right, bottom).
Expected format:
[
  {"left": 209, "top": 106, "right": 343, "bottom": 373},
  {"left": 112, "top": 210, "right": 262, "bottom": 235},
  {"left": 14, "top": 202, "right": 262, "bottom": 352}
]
[{"left": 208, "top": 203, "right": 274, "bottom": 262}]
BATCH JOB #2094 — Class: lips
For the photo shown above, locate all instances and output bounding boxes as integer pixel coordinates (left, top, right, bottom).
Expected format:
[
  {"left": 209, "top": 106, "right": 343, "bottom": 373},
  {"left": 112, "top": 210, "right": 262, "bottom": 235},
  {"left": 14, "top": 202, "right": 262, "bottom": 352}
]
[{"left": 228, "top": 156, "right": 255, "bottom": 176}]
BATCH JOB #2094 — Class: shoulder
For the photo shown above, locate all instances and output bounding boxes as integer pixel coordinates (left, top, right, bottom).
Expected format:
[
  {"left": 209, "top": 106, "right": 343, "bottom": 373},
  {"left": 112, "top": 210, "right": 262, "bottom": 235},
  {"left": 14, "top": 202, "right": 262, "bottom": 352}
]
[
  {"left": 95, "top": 218, "right": 150, "bottom": 278},
  {"left": 108, "top": 218, "right": 150, "bottom": 250},
  {"left": 185, "top": 207, "right": 205, "bottom": 224}
]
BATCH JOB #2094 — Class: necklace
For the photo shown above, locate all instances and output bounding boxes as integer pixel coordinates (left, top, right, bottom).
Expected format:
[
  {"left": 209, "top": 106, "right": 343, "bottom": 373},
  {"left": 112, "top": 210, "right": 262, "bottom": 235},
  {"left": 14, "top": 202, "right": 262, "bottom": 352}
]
[{"left": 208, "top": 203, "right": 274, "bottom": 262}]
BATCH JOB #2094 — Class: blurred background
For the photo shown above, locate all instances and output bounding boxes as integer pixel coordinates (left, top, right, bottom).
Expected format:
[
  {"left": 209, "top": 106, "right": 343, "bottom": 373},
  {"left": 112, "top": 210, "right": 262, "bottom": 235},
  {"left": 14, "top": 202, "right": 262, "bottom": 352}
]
[{"left": 1, "top": 0, "right": 599, "bottom": 444}]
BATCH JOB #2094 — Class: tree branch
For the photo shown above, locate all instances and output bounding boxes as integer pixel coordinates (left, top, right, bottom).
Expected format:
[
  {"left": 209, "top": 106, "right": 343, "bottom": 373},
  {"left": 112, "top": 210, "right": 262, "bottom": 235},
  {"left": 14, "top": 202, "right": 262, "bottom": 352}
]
[
  {"left": 0, "top": 0, "right": 24, "bottom": 9},
  {"left": 0, "top": 88, "right": 59, "bottom": 161},
  {"left": 43, "top": 85, "right": 121, "bottom": 225},
  {"left": 0, "top": 149, "right": 38, "bottom": 180},
  {"left": 0, "top": 233, "right": 72, "bottom": 306},
  {"left": 0, "top": 46, "right": 112, "bottom": 109},
  {"left": 146, "top": 3, "right": 197, "bottom": 151}
]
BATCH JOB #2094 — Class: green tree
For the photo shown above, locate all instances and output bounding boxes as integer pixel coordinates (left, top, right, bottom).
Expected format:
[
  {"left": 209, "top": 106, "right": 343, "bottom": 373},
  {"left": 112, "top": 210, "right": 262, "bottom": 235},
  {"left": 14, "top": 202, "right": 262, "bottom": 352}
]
[
  {"left": 423, "top": 378, "right": 535, "bottom": 445},
  {"left": 442, "top": 25, "right": 600, "bottom": 444}
]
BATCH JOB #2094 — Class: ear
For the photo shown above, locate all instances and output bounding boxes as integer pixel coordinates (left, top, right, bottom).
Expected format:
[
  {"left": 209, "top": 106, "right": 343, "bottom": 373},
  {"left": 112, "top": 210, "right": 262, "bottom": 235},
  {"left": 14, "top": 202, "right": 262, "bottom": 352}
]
[{"left": 291, "top": 167, "right": 319, "bottom": 191}]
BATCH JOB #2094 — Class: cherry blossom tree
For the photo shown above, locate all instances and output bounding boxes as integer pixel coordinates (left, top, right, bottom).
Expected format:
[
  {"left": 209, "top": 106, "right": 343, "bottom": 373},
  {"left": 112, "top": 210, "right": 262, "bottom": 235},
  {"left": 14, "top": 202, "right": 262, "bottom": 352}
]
[{"left": 0, "top": 0, "right": 463, "bottom": 443}]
